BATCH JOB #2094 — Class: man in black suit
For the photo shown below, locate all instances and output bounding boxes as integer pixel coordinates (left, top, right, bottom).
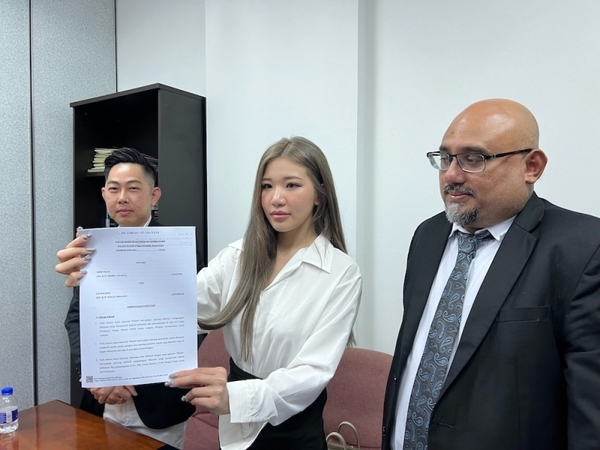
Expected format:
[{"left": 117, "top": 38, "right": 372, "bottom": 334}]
[
  {"left": 59, "top": 147, "right": 199, "bottom": 448},
  {"left": 382, "top": 99, "right": 600, "bottom": 450}
]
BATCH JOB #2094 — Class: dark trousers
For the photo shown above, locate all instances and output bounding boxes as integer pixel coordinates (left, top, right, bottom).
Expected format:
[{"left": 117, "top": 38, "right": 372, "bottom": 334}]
[{"left": 79, "top": 388, "right": 104, "bottom": 417}]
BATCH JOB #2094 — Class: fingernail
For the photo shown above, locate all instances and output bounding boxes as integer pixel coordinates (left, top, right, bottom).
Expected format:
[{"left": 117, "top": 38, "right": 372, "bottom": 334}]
[
  {"left": 82, "top": 234, "right": 92, "bottom": 240},
  {"left": 85, "top": 247, "right": 96, "bottom": 252},
  {"left": 164, "top": 380, "right": 173, "bottom": 387},
  {"left": 168, "top": 373, "right": 178, "bottom": 379},
  {"left": 76, "top": 226, "right": 83, "bottom": 232},
  {"left": 82, "top": 255, "right": 92, "bottom": 261},
  {"left": 180, "top": 395, "right": 187, "bottom": 402},
  {"left": 80, "top": 270, "right": 87, "bottom": 275}
]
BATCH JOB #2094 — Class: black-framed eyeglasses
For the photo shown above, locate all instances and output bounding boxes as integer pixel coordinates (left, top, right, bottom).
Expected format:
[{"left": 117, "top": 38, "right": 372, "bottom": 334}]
[{"left": 427, "top": 148, "right": 533, "bottom": 173}]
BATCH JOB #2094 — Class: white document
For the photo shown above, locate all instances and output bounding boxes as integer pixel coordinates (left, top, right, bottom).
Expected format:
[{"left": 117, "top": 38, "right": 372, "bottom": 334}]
[{"left": 79, "top": 226, "right": 198, "bottom": 388}]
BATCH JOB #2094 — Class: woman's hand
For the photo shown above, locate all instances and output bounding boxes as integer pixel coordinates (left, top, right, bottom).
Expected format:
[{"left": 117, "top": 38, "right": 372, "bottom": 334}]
[
  {"left": 167, "top": 367, "right": 230, "bottom": 416},
  {"left": 55, "top": 229, "right": 95, "bottom": 287}
]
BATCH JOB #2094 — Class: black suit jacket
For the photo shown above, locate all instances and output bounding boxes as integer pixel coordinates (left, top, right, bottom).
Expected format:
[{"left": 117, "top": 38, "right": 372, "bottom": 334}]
[
  {"left": 382, "top": 193, "right": 600, "bottom": 450},
  {"left": 64, "top": 219, "right": 205, "bottom": 429}
]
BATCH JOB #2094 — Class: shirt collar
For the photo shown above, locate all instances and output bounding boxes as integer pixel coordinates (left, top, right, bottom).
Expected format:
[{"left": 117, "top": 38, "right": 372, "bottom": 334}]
[
  {"left": 298, "top": 234, "right": 334, "bottom": 273},
  {"left": 234, "top": 234, "right": 334, "bottom": 274},
  {"left": 450, "top": 215, "right": 516, "bottom": 242}
]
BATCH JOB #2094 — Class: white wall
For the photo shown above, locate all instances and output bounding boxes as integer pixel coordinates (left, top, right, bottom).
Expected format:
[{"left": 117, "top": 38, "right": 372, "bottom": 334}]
[
  {"left": 117, "top": 0, "right": 206, "bottom": 94},
  {"left": 204, "top": 1, "right": 360, "bottom": 259},
  {"left": 116, "top": 0, "right": 600, "bottom": 354}
]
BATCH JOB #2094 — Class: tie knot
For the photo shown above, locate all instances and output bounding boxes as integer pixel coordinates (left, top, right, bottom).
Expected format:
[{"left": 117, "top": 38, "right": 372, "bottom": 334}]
[{"left": 456, "top": 229, "right": 493, "bottom": 255}]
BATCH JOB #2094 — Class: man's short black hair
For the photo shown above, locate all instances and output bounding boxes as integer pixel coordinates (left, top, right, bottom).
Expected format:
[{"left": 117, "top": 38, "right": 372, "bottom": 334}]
[{"left": 103, "top": 147, "right": 158, "bottom": 187}]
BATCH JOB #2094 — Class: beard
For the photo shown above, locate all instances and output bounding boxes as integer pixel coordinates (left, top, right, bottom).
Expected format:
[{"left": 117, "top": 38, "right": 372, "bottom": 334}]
[
  {"left": 445, "top": 202, "right": 478, "bottom": 226},
  {"left": 443, "top": 184, "right": 478, "bottom": 226}
]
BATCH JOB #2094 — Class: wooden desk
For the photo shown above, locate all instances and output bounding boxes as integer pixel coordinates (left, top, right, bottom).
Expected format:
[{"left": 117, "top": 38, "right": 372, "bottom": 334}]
[{"left": 0, "top": 400, "right": 167, "bottom": 449}]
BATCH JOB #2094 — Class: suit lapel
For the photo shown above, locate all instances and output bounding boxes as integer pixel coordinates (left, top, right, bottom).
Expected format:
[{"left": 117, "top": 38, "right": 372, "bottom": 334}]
[
  {"left": 441, "top": 193, "right": 544, "bottom": 396},
  {"left": 384, "top": 214, "right": 451, "bottom": 427},
  {"left": 398, "top": 215, "right": 452, "bottom": 367}
]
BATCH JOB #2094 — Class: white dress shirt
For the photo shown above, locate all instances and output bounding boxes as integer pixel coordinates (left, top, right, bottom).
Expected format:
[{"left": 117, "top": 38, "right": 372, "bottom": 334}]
[
  {"left": 104, "top": 399, "right": 186, "bottom": 448},
  {"left": 392, "top": 217, "right": 515, "bottom": 449},
  {"left": 196, "top": 235, "right": 363, "bottom": 450}
]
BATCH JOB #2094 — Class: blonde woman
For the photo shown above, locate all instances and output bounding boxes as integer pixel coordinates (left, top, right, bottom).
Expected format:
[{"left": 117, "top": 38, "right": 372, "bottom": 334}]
[{"left": 170, "top": 136, "right": 362, "bottom": 449}]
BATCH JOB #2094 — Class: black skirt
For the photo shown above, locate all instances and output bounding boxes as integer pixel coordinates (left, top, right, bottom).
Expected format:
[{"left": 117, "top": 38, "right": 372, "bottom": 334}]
[{"left": 227, "top": 358, "right": 327, "bottom": 450}]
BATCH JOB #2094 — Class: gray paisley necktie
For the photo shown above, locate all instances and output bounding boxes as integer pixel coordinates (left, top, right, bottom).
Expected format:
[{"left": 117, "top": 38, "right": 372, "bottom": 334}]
[{"left": 404, "top": 230, "right": 492, "bottom": 450}]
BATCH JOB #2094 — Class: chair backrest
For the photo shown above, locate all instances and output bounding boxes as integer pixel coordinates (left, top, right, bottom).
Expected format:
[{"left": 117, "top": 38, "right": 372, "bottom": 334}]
[
  {"left": 197, "top": 328, "right": 229, "bottom": 368},
  {"left": 183, "top": 329, "right": 229, "bottom": 450},
  {"left": 323, "top": 346, "right": 392, "bottom": 450}
]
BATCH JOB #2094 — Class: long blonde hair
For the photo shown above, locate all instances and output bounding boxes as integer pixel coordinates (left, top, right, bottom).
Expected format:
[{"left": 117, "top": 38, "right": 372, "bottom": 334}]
[{"left": 198, "top": 136, "right": 347, "bottom": 361}]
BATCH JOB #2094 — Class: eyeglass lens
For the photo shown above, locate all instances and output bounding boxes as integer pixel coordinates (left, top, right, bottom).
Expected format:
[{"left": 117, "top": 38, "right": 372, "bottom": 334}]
[{"left": 431, "top": 153, "right": 485, "bottom": 172}]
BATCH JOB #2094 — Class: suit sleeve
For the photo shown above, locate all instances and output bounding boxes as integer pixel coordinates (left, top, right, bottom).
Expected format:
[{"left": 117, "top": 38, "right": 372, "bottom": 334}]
[
  {"left": 563, "top": 243, "right": 600, "bottom": 449},
  {"left": 64, "top": 287, "right": 82, "bottom": 376},
  {"left": 196, "top": 238, "right": 206, "bottom": 272}
]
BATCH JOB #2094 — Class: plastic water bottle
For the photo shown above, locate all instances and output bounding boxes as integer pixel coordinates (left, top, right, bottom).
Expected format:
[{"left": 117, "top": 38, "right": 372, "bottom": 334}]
[{"left": 0, "top": 387, "right": 18, "bottom": 434}]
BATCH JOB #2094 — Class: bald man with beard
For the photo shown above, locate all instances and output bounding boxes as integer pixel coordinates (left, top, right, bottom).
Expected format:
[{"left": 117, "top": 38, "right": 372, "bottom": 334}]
[{"left": 382, "top": 99, "right": 600, "bottom": 450}]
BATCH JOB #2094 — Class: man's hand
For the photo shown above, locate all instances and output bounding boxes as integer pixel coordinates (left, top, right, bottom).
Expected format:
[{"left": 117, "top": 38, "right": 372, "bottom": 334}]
[
  {"left": 55, "top": 229, "right": 95, "bottom": 287},
  {"left": 88, "top": 385, "right": 137, "bottom": 405}
]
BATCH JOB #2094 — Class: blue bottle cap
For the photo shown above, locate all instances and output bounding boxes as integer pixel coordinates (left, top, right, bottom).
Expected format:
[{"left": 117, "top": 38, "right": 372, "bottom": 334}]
[{"left": 1, "top": 387, "right": 13, "bottom": 396}]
